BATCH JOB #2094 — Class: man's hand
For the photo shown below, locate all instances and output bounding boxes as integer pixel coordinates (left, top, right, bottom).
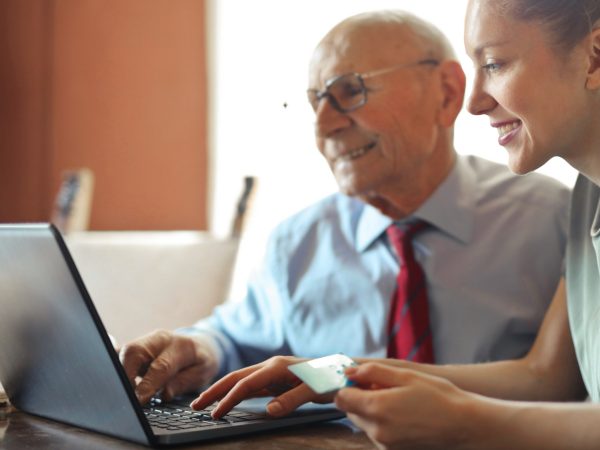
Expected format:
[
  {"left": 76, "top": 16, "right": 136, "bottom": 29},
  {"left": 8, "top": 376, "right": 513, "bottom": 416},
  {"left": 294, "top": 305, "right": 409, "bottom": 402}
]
[
  {"left": 119, "top": 330, "right": 219, "bottom": 405},
  {"left": 335, "top": 363, "right": 476, "bottom": 450},
  {"left": 190, "top": 355, "right": 333, "bottom": 419}
]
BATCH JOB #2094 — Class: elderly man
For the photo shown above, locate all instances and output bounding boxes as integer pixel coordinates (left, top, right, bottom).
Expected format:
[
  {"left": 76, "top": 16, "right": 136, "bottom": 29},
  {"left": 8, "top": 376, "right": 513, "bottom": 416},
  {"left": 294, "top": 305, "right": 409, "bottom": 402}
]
[{"left": 121, "top": 10, "right": 569, "bottom": 406}]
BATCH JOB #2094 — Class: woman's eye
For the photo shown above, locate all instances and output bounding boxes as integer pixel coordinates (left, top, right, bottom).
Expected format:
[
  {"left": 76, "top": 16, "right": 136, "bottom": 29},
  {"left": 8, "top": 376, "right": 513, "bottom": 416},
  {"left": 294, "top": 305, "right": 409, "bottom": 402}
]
[{"left": 482, "top": 62, "right": 501, "bottom": 73}]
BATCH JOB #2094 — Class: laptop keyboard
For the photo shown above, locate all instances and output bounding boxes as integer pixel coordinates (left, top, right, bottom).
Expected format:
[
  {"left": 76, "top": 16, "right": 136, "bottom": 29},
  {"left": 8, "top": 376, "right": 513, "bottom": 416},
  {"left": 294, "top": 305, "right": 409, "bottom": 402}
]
[{"left": 143, "top": 397, "right": 268, "bottom": 431}]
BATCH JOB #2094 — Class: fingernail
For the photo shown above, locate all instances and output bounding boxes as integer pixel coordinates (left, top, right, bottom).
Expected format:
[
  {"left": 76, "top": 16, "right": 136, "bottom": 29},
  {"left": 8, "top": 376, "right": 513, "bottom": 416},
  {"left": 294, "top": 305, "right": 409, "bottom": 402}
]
[
  {"left": 136, "top": 387, "right": 150, "bottom": 403},
  {"left": 345, "top": 366, "right": 358, "bottom": 376},
  {"left": 267, "top": 401, "right": 282, "bottom": 416}
]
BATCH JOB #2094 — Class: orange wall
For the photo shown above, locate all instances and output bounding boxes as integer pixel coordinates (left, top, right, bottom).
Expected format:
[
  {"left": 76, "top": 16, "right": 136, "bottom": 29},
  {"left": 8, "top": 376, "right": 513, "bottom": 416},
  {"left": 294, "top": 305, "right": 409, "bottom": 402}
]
[
  {"left": 0, "top": 1, "right": 52, "bottom": 222},
  {"left": 0, "top": 0, "right": 208, "bottom": 230}
]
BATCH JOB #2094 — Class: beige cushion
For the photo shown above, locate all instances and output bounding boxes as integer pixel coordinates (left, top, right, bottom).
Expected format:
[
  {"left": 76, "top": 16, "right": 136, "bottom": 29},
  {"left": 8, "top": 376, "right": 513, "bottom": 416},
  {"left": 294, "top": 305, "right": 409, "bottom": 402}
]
[{"left": 65, "top": 232, "right": 238, "bottom": 345}]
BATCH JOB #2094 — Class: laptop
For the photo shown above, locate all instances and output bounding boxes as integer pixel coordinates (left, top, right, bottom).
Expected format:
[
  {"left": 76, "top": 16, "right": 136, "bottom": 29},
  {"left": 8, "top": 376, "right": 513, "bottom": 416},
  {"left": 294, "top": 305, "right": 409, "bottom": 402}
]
[{"left": 0, "top": 223, "right": 344, "bottom": 446}]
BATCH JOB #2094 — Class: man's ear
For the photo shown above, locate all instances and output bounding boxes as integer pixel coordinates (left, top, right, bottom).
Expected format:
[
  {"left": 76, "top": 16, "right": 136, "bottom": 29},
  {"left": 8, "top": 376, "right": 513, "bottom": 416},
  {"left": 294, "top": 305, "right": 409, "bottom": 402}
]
[
  {"left": 585, "top": 27, "right": 600, "bottom": 90},
  {"left": 437, "top": 60, "right": 466, "bottom": 127}
]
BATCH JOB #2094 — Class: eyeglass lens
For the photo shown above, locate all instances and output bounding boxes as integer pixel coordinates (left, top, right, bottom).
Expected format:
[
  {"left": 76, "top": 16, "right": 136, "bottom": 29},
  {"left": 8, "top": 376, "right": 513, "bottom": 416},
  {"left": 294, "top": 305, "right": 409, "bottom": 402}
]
[{"left": 307, "top": 73, "right": 366, "bottom": 113}]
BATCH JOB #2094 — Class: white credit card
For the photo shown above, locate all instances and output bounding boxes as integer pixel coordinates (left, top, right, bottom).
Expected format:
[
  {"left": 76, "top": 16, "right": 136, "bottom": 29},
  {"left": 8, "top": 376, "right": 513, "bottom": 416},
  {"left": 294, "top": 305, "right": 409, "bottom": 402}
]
[{"left": 288, "top": 354, "right": 358, "bottom": 394}]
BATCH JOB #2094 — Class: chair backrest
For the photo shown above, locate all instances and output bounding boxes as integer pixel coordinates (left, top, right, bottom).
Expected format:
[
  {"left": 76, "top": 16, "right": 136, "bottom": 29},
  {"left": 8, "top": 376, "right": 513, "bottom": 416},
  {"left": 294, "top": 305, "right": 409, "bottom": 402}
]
[{"left": 66, "top": 231, "right": 238, "bottom": 344}]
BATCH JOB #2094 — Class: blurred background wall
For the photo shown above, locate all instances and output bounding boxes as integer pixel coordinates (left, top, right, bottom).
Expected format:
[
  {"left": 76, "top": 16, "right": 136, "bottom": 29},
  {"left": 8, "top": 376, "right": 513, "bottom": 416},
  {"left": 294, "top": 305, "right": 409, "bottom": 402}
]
[
  {"left": 0, "top": 0, "right": 208, "bottom": 230},
  {"left": 0, "top": 0, "right": 577, "bottom": 235}
]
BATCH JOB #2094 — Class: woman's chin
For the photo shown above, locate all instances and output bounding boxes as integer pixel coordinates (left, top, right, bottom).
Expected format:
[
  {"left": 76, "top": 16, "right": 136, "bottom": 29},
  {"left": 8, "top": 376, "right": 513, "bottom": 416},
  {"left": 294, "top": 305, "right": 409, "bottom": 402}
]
[{"left": 507, "top": 153, "right": 542, "bottom": 176}]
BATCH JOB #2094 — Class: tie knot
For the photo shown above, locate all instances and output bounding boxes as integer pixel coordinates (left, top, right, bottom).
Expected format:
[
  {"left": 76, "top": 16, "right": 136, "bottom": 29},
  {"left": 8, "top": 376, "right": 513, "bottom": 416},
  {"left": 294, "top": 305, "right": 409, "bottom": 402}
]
[
  {"left": 387, "top": 219, "right": 428, "bottom": 242},
  {"left": 386, "top": 220, "right": 428, "bottom": 258}
]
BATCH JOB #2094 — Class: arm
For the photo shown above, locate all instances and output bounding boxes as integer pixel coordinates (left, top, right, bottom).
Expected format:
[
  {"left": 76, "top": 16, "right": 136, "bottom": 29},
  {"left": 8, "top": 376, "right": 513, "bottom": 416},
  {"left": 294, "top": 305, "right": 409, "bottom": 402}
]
[
  {"left": 190, "top": 355, "right": 332, "bottom": 418},
  {"left": 192, "top": 279, "right": 585, "bottom": 419},
  {"left": 120, "top": 231, "right": 295, "bottom": 404},
  {"left": 363, "top": 278, "right": 587, "bottom": 402},
  {"left": 195, "top": 229, "right": 294, "bottom": 376},
  {"left": 333, "top": 279, "right": 591, "bottom": 449},
  {"left": 119, "top": 290, "right": 287, "bottom": 406},
  {"left": 335, "top": 363, "right": 598, "bottom": 450},
  {"left": 119, "top": 297, "right": 287, "bottom": 406}
]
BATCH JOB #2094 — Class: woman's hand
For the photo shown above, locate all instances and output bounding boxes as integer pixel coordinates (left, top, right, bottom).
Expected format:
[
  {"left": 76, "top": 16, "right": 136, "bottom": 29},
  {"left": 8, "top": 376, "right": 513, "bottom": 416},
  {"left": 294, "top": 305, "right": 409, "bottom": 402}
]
[
  {"left": 335, "top": 362, "right": 477, "bottom": 450},
  {"left": 191, "top": 355, "right": 334, "bottom": 418}
]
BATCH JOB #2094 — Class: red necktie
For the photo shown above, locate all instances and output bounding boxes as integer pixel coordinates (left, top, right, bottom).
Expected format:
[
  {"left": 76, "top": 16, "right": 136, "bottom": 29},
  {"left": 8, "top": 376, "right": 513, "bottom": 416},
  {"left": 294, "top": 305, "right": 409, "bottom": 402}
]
[{"left": 386, "top": 221, "right": 434, "bottom": 363}]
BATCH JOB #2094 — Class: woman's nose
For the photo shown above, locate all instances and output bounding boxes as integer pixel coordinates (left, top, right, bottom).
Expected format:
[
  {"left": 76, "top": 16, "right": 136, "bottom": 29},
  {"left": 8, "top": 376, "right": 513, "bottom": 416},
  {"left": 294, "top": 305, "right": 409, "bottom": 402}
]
[{"left": 466, "top": 73, "right": 497, "bottom": 116}]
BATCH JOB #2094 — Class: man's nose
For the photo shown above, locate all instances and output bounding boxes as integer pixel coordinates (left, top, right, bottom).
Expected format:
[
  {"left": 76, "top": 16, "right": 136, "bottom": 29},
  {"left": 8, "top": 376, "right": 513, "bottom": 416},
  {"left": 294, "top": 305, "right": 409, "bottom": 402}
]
[{"left": 314, "top": 97, "right": 352, "bottom": 138}]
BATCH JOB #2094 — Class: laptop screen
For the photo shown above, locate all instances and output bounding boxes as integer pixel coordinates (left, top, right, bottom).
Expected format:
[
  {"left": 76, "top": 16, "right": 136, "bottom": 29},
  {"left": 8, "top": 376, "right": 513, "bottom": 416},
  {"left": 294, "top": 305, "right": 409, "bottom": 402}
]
[
  {"left": 0, "top": 224, "right": 150, "bottom": 444},
  {"left": 0, "top": 224, "right": 345, "bottom": 446}
]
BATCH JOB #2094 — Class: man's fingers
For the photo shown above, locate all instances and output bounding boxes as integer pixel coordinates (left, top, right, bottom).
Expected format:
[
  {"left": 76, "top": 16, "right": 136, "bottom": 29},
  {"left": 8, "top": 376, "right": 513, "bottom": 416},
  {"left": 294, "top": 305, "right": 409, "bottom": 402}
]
[
  {"left": 119, "top": 330, "right": 172, "bottom": 387},
  {"left": 136, "top": 341, "right": 200, "bottom": 403},
  {"left": 120, "top": 343, "right": 153, "bottom": 387},
  {"left": 135, "top": 359, "right": 172, "bottom": 404},
  {"left": 162, "top": 364, "right": 216, "bottom": 401}
]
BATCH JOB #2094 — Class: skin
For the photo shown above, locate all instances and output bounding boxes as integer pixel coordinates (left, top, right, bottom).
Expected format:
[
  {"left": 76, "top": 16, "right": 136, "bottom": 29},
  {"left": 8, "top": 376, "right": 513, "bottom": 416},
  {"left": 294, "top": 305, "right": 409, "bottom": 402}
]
[
  {"left": 465, "top": 0, "right": 600, "bottom": 181},
  {"left": 119, "top": 11, "right": 466, "bottom": 406},
  {"left": 190, "top": 12, "right": 465, "bottom": 417},
  {"left": 193, "top": 2, "right": 600, "bottom": 449},
  {"left": 309, "top": 12, "right": 465, "bottom": 219},
  {"left": 332, "top": 3, "right": 600, "bottom": 448},
  {"left": 119, "top": 330, "right": 219, "bottom": 404},
  {"left": 192, "top": 282, "right": 585, "bottom": 407}
]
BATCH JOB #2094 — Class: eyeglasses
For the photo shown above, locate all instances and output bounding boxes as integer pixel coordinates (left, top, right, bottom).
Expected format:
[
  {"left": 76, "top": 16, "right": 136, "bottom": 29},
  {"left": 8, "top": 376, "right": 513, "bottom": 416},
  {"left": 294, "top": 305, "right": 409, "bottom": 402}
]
[{"left": 307, "top": 59, "right": 439, "bottom": 114}]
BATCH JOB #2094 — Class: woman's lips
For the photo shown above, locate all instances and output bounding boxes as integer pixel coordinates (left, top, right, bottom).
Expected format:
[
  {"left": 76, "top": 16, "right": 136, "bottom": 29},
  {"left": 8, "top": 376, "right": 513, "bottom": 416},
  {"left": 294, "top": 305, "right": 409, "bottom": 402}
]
[{"left": 494, "top": 120, "right": 522, "bottom": 146}]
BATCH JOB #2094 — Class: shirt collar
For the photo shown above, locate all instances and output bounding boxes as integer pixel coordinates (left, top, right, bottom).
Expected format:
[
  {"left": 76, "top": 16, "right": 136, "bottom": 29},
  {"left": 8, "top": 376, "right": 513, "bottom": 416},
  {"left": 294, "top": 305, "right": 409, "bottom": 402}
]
[{"left": 355, "top": 155, "right": 476, "bottom": 252}]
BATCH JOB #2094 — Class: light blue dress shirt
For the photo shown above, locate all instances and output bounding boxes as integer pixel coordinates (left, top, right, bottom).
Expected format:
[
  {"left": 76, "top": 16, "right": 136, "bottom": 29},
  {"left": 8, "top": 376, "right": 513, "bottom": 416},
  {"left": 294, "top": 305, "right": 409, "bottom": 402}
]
[{"left": 182, "top": 155, "right": 570, "bottom": 377}]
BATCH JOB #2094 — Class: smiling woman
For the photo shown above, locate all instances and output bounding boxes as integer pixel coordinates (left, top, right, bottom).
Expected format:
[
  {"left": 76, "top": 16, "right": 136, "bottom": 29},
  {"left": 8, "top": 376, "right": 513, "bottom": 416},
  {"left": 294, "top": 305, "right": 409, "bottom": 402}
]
[{"left": 465, "top": 0, "right": 596, "bottom": 175}]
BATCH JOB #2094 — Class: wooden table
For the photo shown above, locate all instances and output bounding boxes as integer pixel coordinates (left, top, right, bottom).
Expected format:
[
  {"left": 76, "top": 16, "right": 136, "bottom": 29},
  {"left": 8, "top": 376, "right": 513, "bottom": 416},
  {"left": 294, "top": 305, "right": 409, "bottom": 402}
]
[{"left": 0, "top": 408, "right": 374, "bottom": 449}]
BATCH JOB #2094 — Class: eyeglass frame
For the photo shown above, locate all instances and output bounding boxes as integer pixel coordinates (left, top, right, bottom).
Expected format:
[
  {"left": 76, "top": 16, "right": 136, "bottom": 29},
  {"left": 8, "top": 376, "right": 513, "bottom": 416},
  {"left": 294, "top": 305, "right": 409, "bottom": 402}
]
[{"left": 307, "top": 58, "right": 440, "bottom": 114}]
